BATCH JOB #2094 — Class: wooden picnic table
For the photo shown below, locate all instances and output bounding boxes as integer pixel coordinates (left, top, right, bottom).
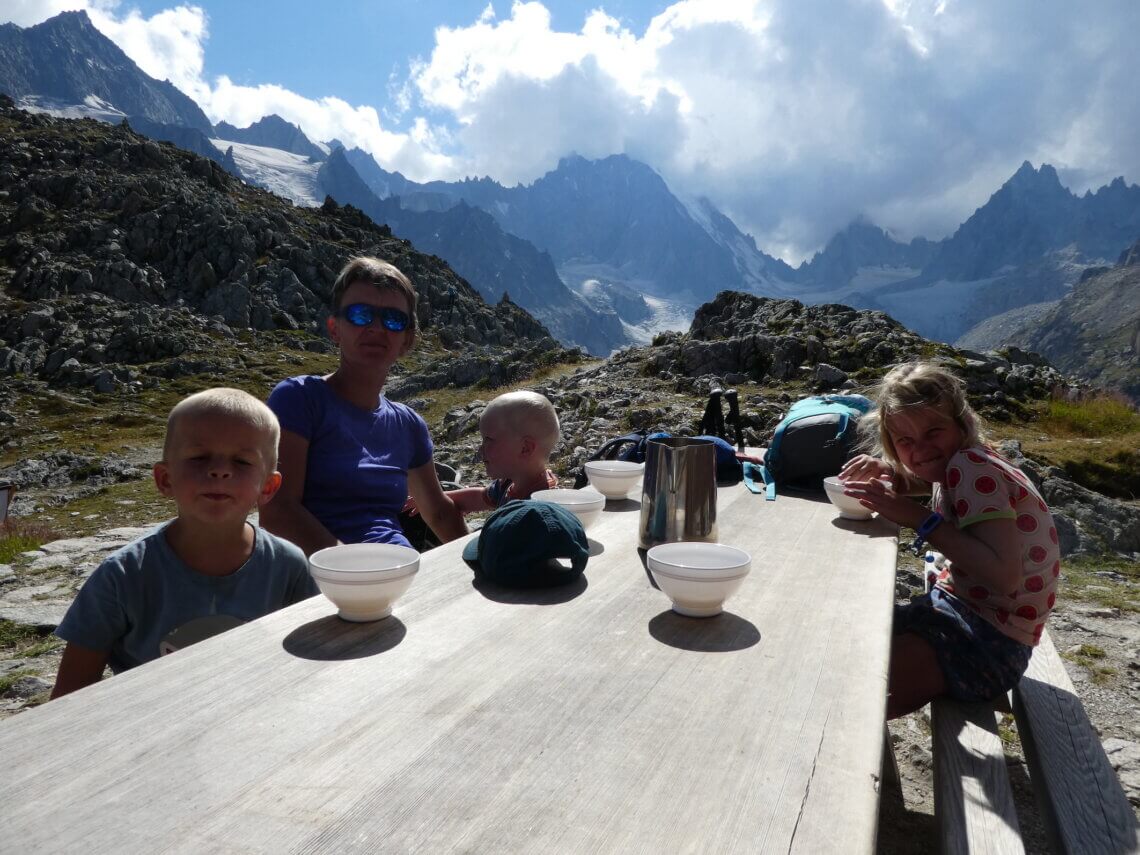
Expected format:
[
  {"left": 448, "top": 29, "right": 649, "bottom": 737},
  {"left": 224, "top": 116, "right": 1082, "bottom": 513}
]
[{"left": 0, "top": 480, "right": 899, "bottom": 853}]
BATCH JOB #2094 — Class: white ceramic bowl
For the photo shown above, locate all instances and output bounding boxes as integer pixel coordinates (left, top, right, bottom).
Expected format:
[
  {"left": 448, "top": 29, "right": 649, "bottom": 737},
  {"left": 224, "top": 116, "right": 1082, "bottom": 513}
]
[
  {"left": 309, "top": 543, "right": 420, "bottom": 622},
  {"left": 823, "top": 476, "right": 874, "bottom": 520},
  {"left": 645, "top": 542, "right": 751, "bottom": 617},
  {"left": 531, "top": 488, "right": 606, "bottom": 530},
  {"left": 584, "top": 460, "right": 645, "bottom": 499}
]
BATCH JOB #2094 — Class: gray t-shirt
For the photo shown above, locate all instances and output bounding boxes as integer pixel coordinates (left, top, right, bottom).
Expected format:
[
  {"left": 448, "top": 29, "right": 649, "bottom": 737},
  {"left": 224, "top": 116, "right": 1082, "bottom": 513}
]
[{"left": 56, "top": 521, "right": 317, "bottom": 673}]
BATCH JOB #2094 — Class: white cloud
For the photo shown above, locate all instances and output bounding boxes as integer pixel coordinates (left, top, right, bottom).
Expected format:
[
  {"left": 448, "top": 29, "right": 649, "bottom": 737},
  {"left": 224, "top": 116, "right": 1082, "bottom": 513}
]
[
  {"left": 1, "top": 0, "right": 113, "bottom": 27},
  {"left": 7, "top": 0, "right": 1139, "bottom": 263},
  {"left": 5, "top": 1, "right": 444, "bottom": 180},
  {"left": 88, "top": 5, "right": 207, "bottom": 98},
  {"left": 405, "top": 0, "right": 1140, "bottom": 262}
]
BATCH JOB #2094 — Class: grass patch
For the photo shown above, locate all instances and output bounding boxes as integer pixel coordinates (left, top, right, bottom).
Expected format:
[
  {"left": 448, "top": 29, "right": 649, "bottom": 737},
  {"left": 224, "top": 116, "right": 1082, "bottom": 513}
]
[
  {"left": 1062, "top": 644, "right": 1119, "bottom": 685},
  {"left": 1073, "top": 643, "right": 1106, "bottom": 658},
  {"left": 32, "top": 479, "right": 173, "bottom": 538},
  {"left": 997, "top": 712, "right": 1019, "bottom": 747},
  {"left": 1059, "top": 554, "right": 1140, "bottom": 613},
  {"left": 0, "top": 669, "right": 35, "bottom": 695},
  {"left": 0, "top": 620, "right": 63, "bottom": 658},
  {"left": 0, "top": 518, "right": 65, "bottom": 563},
  {"left": 1028, "top": 393, "right": 1140, "bottom": 499},
  {"left": 1040, "top": 393, "right": 1140, "bottom": 437},
  {"left": 1013, "top": 395, "right": 1140, "bottom": 500},
  {"left": 0, "top": 329, "right": 340, "bottom": 468}
]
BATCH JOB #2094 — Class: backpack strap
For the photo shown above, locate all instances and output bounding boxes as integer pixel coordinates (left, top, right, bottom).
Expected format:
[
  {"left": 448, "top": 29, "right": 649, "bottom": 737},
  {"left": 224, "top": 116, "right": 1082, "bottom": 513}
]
[
  {"left": 761, "top": 464, "right": 777, "bottom": 500},
  {"left": 588, "top": 431, "right": 648, "bottom": 462},
  {"left": 833, "top": 413, "right": 850, "bottom": 441}
]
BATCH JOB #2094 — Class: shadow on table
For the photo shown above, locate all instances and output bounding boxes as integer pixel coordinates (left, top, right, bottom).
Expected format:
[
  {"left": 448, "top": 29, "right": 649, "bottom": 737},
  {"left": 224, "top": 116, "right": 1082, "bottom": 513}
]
[
  {"left": 472, "top": 573, "right": 588, "bottom": 605},
  {"left": 648, "top": 611, "right": 761, "bottom": 652},
  {"left": 282, "top": 615, "right": 408, "bottom": 661},
  {"left": 830, "top": 515, "right": 898, "bottom": 538},
  {"left": 602, "top": 497, "right": 641, "bottom": 514}
]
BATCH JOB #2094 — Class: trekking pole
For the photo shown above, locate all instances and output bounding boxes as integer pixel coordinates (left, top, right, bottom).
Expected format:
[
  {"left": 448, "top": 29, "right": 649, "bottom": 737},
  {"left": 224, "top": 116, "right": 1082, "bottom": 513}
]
[
  {"left": 701, "top": 389, "right": 724, "bottom": 438},
  {"left": 724, "top": 389, "right": 744, "bottom": 450}
]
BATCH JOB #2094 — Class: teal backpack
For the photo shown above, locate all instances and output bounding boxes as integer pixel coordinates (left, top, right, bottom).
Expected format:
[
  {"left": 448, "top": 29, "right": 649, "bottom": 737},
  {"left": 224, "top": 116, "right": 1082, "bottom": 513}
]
[{"left": 756, "top": 395, "right": 873, "bottom": 500}]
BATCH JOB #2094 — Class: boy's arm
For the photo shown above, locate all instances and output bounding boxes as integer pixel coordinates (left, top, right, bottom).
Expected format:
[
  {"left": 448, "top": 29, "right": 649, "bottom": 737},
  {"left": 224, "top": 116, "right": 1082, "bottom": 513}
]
[
  {"left": 444, "top": 486, "right": 494, "bottom": 514},
  {"left": 260, "top": 428, "right": 340, "bottom": 556},
  {"left": 51, "top": 642, "right": 110, "bottom": 699},
  {"left": 407, "top": 461, "right": 469, "bottom": 543},
  {"left": 402, "top": 487, "right": 490, "bottom": 517}
]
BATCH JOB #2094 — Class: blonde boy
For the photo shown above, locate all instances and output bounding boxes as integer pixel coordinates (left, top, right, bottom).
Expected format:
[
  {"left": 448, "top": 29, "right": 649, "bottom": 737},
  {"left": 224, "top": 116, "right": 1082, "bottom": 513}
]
[
  {"left": 51, "top": 388, "right": 316, "bottom": 699},
  {"left": 410, "top": 391, "right": 561, "bottom": 517}
]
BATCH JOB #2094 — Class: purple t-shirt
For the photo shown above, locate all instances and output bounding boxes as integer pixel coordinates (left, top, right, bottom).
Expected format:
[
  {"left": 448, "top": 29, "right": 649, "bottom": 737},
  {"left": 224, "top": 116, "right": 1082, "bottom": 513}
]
[{"left": 267, "top": 375, "right": 433, "bottom": 547}]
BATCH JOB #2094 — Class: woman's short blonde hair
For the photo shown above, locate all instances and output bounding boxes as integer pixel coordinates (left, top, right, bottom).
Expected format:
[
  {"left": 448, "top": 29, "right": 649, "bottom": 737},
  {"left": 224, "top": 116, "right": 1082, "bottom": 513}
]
[
  {"left": 860, "top": 362, "right": 985, "bottom": 469},
  {"left": 329, "top": 256, "right": 418, "bottom": 335}
]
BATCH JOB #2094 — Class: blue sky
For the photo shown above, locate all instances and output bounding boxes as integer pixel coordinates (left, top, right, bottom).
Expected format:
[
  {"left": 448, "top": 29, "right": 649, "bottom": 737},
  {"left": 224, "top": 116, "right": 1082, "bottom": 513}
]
[
  {"left": 5, "top": 1, "right": 1139, "bottom": 263},
  {"left": 108, "top": 1, "right": 665, "bottom": 109}
]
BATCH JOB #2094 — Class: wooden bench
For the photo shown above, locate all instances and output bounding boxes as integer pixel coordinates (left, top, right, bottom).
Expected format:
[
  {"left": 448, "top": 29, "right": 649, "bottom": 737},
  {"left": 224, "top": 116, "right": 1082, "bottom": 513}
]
[{"left": 931, "top": 630, "right": 1140, "bottom": 854}]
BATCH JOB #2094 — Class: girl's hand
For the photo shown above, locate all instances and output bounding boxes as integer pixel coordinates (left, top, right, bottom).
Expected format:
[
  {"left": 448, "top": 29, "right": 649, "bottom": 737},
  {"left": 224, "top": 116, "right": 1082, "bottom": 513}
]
[
  {"left": 840, "top": 454, "right": 895, "bottom": 486},
  {"left": 839, "top": 477, "right": 928, "bottom": 529},
  {"left": 402, "top": 496, "right": 420, "bottom": 517}
]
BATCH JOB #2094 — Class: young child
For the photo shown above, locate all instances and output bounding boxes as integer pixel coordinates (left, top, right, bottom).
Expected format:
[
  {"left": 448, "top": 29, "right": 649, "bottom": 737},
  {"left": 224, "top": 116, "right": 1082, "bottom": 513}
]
[
  {"left": 839, "top": 362, "right": 1059, "bottom": 719},
  {"left": 51, "top": 388, "right": 317, "bottom": 699},
  {"left": 408, "top": 391, "right": 560, "bottom": 517}
]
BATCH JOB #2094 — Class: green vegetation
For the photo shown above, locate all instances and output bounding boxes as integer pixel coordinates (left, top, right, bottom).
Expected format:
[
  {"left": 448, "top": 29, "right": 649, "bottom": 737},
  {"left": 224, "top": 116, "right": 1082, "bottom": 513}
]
[
  {"left": 0, "top": 668, "right": 35, "bottom": 695},
  {"left": 1039, "top": 397, "right": 1140, "bottom": 490},
  {"left": 1061, "top": 642, "right": 1119, "bottom": 685},
  {"left": 0, "top": 620, "right": 64, "bottom": 659},
  {"left": 997, "top": 712, "right": 1019, "bottom": 747},
  {"left": 1059, "top": 554, "right": 1140, "bottom": 614},
  {"left": 1009, "top": 393, "right": 1140, "bottom": 500},
  {"left": 1041, "top": 393, "right": 1140, "bottom": 437},
  {"left": 0, "top": 518, "right": 64, "bottom": 563}
]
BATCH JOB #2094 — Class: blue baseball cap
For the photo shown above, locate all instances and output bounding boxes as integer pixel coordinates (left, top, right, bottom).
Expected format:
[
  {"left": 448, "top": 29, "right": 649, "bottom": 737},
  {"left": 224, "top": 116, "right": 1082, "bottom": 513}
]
[{"left": 462, "top": 500, "right": 589, "bottom": 587}]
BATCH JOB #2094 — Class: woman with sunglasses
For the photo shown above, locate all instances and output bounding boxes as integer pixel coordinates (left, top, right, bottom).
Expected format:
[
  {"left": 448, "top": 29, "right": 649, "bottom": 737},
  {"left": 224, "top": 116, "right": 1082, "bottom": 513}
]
[{"left": 262, "top": 256, "right": 467, "bottom": 555}]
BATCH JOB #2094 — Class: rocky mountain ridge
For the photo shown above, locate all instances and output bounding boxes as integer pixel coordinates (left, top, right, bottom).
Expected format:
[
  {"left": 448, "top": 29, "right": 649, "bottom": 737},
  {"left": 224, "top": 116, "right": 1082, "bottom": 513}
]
[
  {"left": 214, "top": 115, "right": 327, "bottom": 162},
  {"left": 316, "top": 148, "right": 626, "bottom": 356},
  {"left": 996, "top": 238, "right": 1140, "bottom": 402},
  {"left": 924, "top": 162, "right": 1140, "bottom": 283},
  {"left": 0, "top": 11, "right": 212, "bottom": 133},
  {"left": 1, "top": 10, "right": 1137, "bottom": 399},
  {"left": 797, "top": 219, "right": 936, "bottom": 287},
  {"left": 0, "top": 98, "right": 573, "bottom": 403},
  {"left": 404, "top": 154, "right": 796, "bottom": 300}
]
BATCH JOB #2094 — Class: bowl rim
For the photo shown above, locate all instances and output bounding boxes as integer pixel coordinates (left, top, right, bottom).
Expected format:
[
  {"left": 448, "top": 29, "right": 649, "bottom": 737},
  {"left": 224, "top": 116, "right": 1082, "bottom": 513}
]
[
  {"left": 649, "top": 565, "right": 750, "bottom": 582},
  {"left": 531, "top": 488, "right": 606, "bottom": 506},
  {"left": 584, "top": 459, "right": 645, "bottom": 473},
  {"left": 646, "top": 541, "right": 751, "bottom": 571},
  {"left": 820, "top": 479, "right": 874, "bottom": 517},
  {"left": 312, "top": 570, "right": 419, "bottom": 588},
  {"left": 310, "top": 543, "right": 421, "bottom": 576}
]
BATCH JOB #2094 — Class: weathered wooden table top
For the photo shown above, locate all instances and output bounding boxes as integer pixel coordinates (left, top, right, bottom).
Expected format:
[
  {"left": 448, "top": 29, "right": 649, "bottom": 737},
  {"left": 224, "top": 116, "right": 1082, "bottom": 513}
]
[{"left": 0, "top": 482, "right": 898, "bottom": 854}]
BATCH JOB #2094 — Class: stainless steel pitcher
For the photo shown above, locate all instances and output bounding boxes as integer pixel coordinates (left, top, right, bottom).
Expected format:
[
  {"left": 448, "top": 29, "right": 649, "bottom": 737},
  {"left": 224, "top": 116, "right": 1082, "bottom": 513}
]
[{"left": 638, "top": 437, "right": 718, "bottom": 549}]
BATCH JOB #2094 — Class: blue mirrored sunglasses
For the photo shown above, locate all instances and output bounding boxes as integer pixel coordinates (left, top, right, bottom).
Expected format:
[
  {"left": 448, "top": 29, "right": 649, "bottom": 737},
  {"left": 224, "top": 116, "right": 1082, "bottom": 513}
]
[{"left": 337, "top": 303, "right": 411, "bottom": 332}]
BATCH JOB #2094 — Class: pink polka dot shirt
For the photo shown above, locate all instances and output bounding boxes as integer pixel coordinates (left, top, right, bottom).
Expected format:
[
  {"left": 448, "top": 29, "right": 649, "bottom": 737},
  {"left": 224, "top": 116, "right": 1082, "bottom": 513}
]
[{"left": 931, "top": 446, "right": 1060, "bottom": 646}]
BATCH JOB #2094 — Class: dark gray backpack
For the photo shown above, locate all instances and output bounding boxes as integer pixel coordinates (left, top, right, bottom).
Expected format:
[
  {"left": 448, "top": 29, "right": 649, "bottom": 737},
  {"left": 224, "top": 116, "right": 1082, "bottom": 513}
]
[{"left": 757, "top": 395, "right": 873, "bottom": 499}]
